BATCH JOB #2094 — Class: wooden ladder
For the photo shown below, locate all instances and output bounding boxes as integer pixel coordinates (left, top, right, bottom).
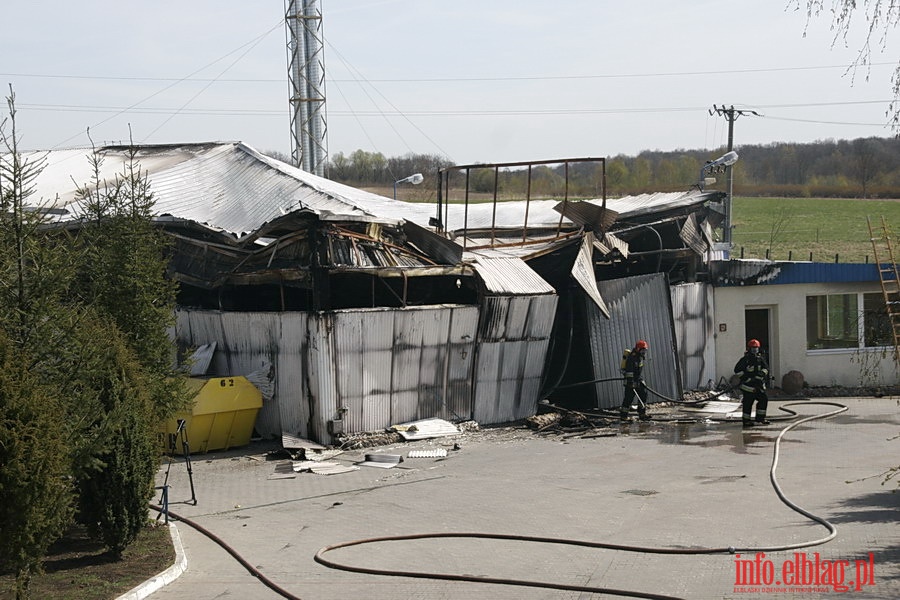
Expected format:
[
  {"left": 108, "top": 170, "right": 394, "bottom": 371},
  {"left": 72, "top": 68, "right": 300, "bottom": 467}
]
[{"left": 867, "top": 215, "right": 900, "bottom": 365}]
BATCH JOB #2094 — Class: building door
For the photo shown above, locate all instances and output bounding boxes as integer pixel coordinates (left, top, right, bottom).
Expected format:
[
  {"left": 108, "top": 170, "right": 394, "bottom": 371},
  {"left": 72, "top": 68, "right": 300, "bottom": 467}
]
[{"left": 744, "top": 307, "right": 775, "bottom": 381}]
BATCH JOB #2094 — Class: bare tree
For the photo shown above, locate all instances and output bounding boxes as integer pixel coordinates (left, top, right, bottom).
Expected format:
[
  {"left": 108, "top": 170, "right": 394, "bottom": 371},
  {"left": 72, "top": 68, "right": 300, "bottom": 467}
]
[{"left": 790, "top": 0, "right": 900, "bottom": 130}]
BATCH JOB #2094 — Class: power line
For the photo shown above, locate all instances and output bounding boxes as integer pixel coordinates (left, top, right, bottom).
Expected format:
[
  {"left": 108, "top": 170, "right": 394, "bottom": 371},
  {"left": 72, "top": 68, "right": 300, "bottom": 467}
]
[
  {"left": 2, "top": 61, "right": 896, "bottom": 84},
  {"left": 760, "top": 115, "right": 890, "bottom": 126},
  {"left": 46, "top": 19, "right": 284, "bottom": 149},
  {"left": 17, "top": 99, "right": 893, "bottom": 118}
]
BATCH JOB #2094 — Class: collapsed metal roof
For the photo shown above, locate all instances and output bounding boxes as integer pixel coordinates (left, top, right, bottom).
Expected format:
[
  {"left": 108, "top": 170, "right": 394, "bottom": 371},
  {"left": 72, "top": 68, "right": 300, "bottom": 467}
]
[
  {"left": 13, "top": 142, "right": 728, "bottom": 300},
  {"left": 19, "top": 142, "right": 722, "bottom": 239},
  {"left": 20, "top": 142, "right": 395, "bottom": 236}
]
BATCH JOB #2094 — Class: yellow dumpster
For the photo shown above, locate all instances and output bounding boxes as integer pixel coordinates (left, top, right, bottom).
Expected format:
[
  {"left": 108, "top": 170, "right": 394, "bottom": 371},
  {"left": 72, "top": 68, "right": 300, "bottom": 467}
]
[{"left": 162, "top": 376, "right": 263, "bottom": 454}]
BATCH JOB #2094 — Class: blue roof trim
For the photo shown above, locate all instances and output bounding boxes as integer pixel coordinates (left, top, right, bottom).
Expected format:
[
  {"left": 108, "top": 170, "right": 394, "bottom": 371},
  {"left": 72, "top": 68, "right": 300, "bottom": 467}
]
[{"left": 711, "top": 260, "right": 895, "bottom": 286}]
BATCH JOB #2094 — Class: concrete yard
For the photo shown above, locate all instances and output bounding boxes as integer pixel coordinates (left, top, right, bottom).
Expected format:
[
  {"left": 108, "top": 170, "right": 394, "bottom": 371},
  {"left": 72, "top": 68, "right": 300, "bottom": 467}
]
[{"left": 142, "top": 397, "right": 900, "bottom": 600}]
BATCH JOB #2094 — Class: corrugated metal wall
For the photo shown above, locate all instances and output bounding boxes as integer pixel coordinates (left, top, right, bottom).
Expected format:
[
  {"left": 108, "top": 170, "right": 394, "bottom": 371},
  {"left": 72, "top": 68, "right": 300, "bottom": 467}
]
[
  {"left": 277, "top": 313, "right": 310, "bottom": 439},
  {"left": 586, "top": 274, "right": 682, "bottom": 408},
  {"left": 670, "top": 282, "right": 717, "bottom": 390},
  {"left": 304, "top": 313, "right": 336, "bottom": 443},
  {"left": 312, "top": 306, "right": 479, "bottom": 439},
  {"left": 178, "top": 305, "right": 480, "bottom": 443},
  {"left": 473, "top": 295, "right": 558, "bottom": 424}
]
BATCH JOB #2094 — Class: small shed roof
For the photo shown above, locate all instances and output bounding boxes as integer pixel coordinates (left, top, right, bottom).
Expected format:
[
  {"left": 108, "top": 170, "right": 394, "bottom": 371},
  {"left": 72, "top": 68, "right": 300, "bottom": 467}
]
[{"left": 710, "top": 260, "right": 887, "bottom": 286}]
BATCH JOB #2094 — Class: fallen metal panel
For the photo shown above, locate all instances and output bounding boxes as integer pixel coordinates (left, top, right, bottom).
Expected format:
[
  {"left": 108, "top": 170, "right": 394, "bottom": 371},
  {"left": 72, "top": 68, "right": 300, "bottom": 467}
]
[
  {"left": 679, "top": 213, "right": 708, "bottom": 256},
  {"left": 594, "top": 232, "right": 629, "bottom": 258},
  {"left": 469, "top": 255, "right": 556, "bottom": 295},
  {"left": 586, "top": 274, "right": 682, "bottom": 409},
  {"left": 553, "top": 200, "right": 618, "bottom": 231},
  {"left": 671, "top": 282, "right": 717, "bottom": 390},
  {"left": 188, "top": 342, "right": 217, "bottom": 376},
  {"left": 403, "top": 220, "right": 463, "bottom": 264},
  {"left": 572, "top": 233, "right": 610, "bottom": 318}
]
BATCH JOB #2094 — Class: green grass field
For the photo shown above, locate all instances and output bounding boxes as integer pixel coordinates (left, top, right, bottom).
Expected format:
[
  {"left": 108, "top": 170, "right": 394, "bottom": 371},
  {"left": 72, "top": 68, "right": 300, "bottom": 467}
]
[{"left": 730, "top": 197, "right": 900, "bottom": 263}]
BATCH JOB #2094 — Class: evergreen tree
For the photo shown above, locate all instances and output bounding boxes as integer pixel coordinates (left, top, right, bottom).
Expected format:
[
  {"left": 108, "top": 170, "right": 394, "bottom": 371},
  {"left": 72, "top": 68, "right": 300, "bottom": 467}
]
[
  {"left": 1, "top": 88, "right": 187, "bottom": 576},
  {"left": 0, "top": 329, "right": 74, "bottom": 600},
  {"left": 73, "top": 140, "right": 187, "bottom": 420},
  {"left": 71, "top": 312, "right": 157, "bottom": 558},
  {"left": 0, "top": 87, "right": 81, "bottom": 600}
]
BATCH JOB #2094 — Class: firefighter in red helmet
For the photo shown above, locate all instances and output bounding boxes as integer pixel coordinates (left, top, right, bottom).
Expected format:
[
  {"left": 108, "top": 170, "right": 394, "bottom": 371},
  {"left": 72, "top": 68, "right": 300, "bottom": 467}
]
[
  {"left": 734, "top": 339, "right": 770, "bottom": 427},
  {"left": 620, "top": 340, "right": 651, "bottom": 422}
]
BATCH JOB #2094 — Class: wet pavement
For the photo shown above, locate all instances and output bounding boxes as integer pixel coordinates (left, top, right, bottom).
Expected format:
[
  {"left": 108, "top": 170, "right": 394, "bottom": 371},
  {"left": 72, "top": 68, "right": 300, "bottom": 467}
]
[{"left": 138, "top": 397, "right": 900, "bottom": 600}]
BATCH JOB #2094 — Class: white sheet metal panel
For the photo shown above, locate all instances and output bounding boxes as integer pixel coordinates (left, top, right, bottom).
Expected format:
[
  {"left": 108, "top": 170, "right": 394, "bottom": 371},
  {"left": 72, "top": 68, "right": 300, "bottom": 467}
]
[
  {"left": 571, "top": 232, "right": 610, "bottom": 318},
  {"left": 174, "top": 309, "right": 283, "bottom": 438},
  {"left": 468, "top": 255, "right": 556, "bottom": 295},
  {"left": 671, "top": 283, "right": 717, "bottom": 390},
  {"left": 308, "top": 306, "right": 478, "bottom": 439},
  {"left": 304, "top": 313, "right": 339, "bottom": 443},
  {"left": 446, "top": 307, "right": 479, "bottom": 420},
  {"left": 586, "top": 274, "right": 682, "bottom": 409},
  {"left": 390, "top": 309, "right": 429, "bottom": 425},
  {"left": 525, "top": 295, "right": 558, "bottom": 338},
  {"left": 276, "top": 313, "right": 310, "bottom": 439},
  {"left": 331, "top": 310, "right": 370, "bottom": 435},
  {"left": 473, "top": 294, "right": 558, "bottom": 424}
]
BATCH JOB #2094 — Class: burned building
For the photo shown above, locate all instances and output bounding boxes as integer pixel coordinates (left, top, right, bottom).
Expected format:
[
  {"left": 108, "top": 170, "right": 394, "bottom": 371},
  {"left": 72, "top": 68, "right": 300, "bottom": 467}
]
[{"left": 19, "top": 142, "right": 733, "bottom": 444}]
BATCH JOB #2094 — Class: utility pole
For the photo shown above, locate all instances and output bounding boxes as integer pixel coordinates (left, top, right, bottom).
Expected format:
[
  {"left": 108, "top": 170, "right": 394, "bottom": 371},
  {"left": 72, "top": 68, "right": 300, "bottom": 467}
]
[{"left": 709, "top": 104, "right": 758, "bottom": 246}]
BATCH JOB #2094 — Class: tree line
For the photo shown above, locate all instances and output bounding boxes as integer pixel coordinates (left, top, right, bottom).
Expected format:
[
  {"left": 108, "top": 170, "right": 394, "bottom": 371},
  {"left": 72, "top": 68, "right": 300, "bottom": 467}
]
[
  {"left": 317, "top": 136, "right": 900, "bottom": 199},
  {"left": 1, "top": 91, "right": 187, "bottom": 599}
]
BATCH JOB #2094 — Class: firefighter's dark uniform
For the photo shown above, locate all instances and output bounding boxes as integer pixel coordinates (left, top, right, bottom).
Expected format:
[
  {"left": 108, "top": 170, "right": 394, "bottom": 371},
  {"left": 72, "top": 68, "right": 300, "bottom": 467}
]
[
  {"left": 620, "top": 349, "right": 650, "bottom": 421},
  {"left": 734, "top": 351, "right": 770, "bottom": 426}
]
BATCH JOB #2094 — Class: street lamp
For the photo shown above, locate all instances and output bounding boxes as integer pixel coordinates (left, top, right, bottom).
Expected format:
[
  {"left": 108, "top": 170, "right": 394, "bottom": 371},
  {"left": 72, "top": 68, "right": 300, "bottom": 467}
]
[
  {"left": 393, "top": 173, "right": 424, "bottom": 200},
  {"left": 697, "top": 151, "right": 740, "bottom": 251},
  {"left": 697, "top": 151, "right": 738, "bottom": 191}
]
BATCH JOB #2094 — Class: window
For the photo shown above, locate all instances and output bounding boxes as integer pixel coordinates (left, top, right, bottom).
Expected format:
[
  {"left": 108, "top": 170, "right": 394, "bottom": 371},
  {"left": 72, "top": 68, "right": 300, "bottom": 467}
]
[
  {"left": 863, "top": 293, "right": 892, "bottom": 347},
  {"left": 806, "top": 292, "right": 892, "bottom": 350},
  {"left": 806, "top": 294, "right": 858, "bottom": 349}
]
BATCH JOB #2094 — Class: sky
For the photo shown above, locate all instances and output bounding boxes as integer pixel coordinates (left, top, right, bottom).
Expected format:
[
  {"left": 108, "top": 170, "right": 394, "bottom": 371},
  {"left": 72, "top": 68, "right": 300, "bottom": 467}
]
[{"left": 2, "top": 0, "right": 898, "bottom": 166}]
